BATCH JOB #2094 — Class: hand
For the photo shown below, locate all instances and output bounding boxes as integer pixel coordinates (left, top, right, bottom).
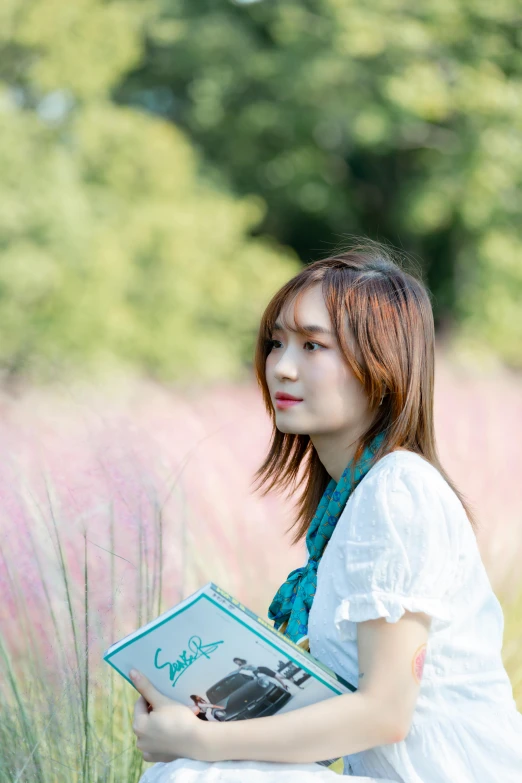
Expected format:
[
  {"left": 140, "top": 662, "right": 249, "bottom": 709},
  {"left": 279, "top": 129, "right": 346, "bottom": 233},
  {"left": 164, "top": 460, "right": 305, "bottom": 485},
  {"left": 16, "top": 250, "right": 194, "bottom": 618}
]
[{"left": 130, "top": 669, "right": 202, "bottom": 763}]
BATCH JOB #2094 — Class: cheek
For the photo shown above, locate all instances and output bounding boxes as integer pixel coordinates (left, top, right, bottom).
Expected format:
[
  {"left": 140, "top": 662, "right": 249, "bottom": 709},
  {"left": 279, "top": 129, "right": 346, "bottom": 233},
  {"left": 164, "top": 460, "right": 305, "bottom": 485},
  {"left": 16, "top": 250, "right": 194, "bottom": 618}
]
[
  {"left": 310, "top": 362, "right": 367, "bottom": 420},
  {"left": 337, "top": 369, "right": 369, "bottom": 415}
]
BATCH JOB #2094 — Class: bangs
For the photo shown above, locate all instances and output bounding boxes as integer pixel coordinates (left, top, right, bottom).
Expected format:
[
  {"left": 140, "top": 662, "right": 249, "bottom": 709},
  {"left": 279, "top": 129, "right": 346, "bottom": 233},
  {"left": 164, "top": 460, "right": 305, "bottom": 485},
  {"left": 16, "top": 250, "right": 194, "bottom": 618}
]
[{"left": 268, "top": 286, "right": 324, "bottom": 340}]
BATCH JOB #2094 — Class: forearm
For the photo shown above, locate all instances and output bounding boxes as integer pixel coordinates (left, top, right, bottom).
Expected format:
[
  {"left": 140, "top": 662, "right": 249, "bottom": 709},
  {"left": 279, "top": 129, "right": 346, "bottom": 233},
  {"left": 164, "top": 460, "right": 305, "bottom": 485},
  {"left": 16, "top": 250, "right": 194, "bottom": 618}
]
[{"left": 192, "top": 692, "right": 404, "bottom": 764}]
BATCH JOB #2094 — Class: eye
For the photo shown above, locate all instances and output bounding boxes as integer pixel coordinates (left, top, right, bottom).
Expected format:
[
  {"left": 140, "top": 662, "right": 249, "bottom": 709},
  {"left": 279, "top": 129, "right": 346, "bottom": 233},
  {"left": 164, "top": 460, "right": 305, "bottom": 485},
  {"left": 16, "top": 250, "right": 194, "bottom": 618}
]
[
  {"left": 266, "top": 339, "right": 323, "bottom": 352},
  {"left": 304, "top": 341, "right": 323, "bottom": 351}
]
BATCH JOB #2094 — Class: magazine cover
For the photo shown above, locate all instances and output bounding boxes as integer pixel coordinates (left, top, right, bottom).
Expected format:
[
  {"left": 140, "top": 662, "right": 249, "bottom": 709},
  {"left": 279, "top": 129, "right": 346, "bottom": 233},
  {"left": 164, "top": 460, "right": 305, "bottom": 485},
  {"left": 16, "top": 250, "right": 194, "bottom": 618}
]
[{"left": 104, "top": 582, "right": 355, "bottom": 772}]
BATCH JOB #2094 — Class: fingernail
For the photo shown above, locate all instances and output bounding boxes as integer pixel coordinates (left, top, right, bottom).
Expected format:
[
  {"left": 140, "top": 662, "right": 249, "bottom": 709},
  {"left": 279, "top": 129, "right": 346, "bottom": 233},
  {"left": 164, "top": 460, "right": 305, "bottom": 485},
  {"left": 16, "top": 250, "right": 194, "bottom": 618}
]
[{"left": 130, "top": 669, "right": 139, "bottom": 681}]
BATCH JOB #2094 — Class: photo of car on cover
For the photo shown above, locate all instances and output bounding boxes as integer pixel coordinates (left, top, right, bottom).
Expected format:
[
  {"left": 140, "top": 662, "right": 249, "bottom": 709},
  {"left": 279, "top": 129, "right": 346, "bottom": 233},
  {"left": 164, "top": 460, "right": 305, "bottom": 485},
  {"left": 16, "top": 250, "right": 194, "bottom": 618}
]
[{"left": 192, "top": 656, "right": 313, "bottom": 721}]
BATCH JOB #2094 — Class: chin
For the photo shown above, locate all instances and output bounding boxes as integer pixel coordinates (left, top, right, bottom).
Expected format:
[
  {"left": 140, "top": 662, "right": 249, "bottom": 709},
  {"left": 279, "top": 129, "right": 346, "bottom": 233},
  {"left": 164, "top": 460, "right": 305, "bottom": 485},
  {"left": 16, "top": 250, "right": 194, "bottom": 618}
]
[{"left": 276, "top": 423, "right": 305, "bottom": 435}]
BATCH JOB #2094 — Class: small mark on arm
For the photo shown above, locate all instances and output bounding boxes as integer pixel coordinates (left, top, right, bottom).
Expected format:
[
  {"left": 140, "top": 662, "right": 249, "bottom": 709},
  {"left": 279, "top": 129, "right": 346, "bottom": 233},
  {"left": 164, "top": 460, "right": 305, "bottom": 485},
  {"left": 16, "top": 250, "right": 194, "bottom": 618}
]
[
  {"left": 412, "top": 643, "right": 427, "bottom": 684},
  {"left": 358, "top": 672, "right": 365, "bottom": 679}
]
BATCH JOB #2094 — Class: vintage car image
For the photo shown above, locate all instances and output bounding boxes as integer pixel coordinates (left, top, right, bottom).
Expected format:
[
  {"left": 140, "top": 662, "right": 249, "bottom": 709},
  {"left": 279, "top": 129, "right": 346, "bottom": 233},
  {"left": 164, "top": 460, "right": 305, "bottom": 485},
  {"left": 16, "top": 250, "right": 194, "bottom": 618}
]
[{"left": 205, "top": 669, "right": 292, "bottom": 721}]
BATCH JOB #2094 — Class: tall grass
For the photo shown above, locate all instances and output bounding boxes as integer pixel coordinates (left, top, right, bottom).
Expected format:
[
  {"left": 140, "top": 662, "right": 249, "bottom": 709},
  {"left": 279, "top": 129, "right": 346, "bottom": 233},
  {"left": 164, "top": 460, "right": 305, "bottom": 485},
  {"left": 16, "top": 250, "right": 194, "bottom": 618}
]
[
  {"left": 0, "top": 360, "right": 521, "bottom": 781},
  {"left": 0, "top": 472, "right": 161, "bottom": 782}
]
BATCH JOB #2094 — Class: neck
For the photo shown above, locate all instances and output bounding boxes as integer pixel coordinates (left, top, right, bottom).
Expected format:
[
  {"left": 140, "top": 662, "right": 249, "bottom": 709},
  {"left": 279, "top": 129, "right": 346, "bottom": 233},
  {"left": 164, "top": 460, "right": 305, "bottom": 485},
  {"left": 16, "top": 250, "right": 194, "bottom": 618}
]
[{"left": 310, "top": 431, "right": 363, "bottom": 484}]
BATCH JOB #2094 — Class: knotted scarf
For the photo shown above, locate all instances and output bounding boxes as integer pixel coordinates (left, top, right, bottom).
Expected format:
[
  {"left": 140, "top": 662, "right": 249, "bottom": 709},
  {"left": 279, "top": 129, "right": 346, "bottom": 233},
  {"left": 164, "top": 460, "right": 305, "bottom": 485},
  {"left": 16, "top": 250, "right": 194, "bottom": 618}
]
[{"left": 268, "top": 432, "right": 386, "bottom": 646}]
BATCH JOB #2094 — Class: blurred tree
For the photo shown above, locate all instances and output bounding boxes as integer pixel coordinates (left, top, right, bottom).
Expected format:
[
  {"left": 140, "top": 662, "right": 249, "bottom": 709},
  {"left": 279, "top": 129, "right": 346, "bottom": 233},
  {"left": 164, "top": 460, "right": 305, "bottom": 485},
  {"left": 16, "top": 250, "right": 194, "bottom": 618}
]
[
  {"left": 0, "top": 0, "right": 299, "bottom": 386},
  {"left": 116, "top": 0, "right": 522, "bottom": 367}
]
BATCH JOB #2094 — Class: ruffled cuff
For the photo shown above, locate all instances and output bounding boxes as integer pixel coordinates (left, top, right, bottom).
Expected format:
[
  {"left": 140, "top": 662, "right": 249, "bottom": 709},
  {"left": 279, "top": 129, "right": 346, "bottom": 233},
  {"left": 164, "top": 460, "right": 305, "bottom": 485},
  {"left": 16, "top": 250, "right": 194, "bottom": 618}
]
[{"left": 334, "top": 591, "right": 452, "bottom": 641}]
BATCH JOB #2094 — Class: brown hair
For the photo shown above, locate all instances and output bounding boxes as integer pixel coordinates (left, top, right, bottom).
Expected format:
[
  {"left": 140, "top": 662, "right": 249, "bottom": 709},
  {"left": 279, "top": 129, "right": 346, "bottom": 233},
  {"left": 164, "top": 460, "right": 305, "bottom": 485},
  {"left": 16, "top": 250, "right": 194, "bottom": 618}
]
[{"left": 250, "top": 238, "right": 477, "bottom": 545}]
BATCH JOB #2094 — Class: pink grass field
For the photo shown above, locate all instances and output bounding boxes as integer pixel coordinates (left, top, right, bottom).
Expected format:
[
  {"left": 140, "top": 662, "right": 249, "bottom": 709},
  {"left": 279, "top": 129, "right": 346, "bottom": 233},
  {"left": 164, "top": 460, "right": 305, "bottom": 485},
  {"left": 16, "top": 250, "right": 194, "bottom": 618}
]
[{"left": 0, "top": 353, "right": 521, "bottom": 678}]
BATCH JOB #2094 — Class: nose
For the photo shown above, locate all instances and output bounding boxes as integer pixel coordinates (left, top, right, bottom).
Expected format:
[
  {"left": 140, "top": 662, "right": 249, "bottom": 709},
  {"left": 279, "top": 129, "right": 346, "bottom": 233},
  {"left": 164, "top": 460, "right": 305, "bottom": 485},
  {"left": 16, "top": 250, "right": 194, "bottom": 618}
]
[{"left": 271, "top": 345, "right": 299, "bottom": 381}]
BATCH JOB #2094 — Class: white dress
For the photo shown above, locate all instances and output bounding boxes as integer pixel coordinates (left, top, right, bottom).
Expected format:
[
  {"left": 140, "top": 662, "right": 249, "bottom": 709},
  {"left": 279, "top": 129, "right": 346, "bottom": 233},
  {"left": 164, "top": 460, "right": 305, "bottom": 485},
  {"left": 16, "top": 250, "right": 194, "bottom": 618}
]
[
  {"left": 139, "top": 451, "right": 522, "bottom": 782},
  {"left": 308, "top": 450, "right": 522, "bottom": 781}
]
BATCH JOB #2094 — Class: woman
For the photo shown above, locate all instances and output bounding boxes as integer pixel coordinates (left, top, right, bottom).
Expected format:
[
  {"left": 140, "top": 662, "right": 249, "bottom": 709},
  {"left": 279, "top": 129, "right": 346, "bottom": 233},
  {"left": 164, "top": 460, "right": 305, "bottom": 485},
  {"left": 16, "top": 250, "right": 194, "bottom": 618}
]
[
  {"left": 189, "top": 695, "right": 226, "bottom": 723},
  {"left": 131, "top": 240, "right": 522, "bottom": 781}
]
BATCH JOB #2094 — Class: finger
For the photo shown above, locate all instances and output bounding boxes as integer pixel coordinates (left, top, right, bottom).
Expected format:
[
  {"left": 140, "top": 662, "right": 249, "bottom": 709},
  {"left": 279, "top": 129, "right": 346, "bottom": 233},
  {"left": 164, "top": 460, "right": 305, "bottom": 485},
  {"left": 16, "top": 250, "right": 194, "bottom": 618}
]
[
  {"left": 132, "top": 696, "right": 149, "bottom": 733},
  {"left": 133, "top": 695, "right": 149, "bottom": 719},
  {"left": 130, "top": 670, "right": 164, "bottom": 707}
]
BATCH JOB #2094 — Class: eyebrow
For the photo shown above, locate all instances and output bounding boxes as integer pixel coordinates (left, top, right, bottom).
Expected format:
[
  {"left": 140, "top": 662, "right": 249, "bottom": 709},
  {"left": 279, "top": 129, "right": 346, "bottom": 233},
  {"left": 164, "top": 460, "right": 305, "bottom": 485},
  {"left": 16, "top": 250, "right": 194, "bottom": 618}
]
[{"left": 272, "top": 321, "right": 333, "bottom": 336}]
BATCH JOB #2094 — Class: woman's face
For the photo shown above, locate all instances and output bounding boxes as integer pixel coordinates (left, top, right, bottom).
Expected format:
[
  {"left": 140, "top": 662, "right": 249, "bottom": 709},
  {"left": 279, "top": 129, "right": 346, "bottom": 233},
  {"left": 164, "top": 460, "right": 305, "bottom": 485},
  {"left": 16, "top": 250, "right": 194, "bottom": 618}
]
[{"left": 265, "top": 283, "right": 374, "bottom": 475}]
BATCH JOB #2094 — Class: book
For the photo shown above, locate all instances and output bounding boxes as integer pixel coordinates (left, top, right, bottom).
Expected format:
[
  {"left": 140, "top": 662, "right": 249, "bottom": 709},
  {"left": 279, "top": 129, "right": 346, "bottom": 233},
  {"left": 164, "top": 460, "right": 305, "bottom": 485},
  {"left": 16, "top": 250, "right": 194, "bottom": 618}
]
[{"left": 103, "top": 582, "right": 357, "bottom": 774}]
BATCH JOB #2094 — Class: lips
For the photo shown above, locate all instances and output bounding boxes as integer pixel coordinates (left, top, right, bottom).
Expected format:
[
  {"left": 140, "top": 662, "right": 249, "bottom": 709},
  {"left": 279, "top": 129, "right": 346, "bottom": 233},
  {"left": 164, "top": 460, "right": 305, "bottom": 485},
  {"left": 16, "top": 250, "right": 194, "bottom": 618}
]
[{"left": 275, "top": 392, "right": 303, "bottom": 401}]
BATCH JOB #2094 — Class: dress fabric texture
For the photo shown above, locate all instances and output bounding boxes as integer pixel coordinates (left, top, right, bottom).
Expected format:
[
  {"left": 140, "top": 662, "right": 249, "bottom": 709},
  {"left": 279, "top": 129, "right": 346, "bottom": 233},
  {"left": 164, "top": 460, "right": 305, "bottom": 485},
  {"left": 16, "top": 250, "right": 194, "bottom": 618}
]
[
  {"left": 139, "top": 451, "right": 522, "bottom": 783},
  {"left": 138, "top": 760, "right": 389, "bottom": 783}
]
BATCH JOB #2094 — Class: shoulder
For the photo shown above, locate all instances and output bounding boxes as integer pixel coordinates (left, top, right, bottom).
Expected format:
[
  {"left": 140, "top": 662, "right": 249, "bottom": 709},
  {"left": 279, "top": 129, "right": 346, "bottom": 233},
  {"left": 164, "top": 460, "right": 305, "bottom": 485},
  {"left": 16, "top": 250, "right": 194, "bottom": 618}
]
[
  {"left": 366, "top": 448, "right": 441, "bottom": 476},
  {"left": 325, "top": 451, "right": 463, "bottom": 630},
  {"left": 347, "top": 450, "right": 462, "bottom": 540},
  {"left": 356, "top": 449, "right": 453, "bottom": 502}
]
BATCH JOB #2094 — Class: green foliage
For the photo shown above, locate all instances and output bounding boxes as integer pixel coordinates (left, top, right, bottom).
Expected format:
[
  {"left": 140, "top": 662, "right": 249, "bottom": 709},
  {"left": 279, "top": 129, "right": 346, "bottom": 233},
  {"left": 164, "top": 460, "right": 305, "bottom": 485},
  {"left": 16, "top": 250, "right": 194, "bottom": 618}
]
[
  {"left": 0, "top": 0, "right": 299, "bottom": 385},
  {"left": 1, "top": 0, "right": 521, "bottom": 380},
  {"left": 117, "top": 0, "right": 522, "bottom": 366}
]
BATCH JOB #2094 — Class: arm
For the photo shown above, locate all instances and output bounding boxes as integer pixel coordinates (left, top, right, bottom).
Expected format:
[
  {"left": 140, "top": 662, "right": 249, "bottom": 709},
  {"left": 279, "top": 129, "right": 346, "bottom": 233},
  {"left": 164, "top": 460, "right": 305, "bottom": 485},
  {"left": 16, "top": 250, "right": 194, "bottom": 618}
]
[{"left": 194, "top": 610, "right": 430, "bottom": 763}]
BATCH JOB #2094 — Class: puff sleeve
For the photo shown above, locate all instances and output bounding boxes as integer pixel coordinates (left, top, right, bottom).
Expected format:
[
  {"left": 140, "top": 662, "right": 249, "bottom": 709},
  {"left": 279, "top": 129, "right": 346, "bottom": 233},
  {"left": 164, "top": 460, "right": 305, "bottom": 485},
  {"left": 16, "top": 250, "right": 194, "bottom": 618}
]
[{"left": 332, "top": 459, "right": 459, "bottom": 641}]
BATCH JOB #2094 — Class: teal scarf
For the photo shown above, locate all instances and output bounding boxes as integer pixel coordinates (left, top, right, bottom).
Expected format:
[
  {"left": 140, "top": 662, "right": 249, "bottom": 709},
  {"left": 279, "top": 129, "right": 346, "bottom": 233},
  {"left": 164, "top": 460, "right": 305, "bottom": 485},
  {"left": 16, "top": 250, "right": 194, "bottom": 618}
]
[{"left": 268, "top": 432, "right": 385, "bottom": 645}]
